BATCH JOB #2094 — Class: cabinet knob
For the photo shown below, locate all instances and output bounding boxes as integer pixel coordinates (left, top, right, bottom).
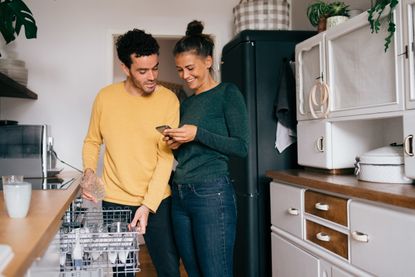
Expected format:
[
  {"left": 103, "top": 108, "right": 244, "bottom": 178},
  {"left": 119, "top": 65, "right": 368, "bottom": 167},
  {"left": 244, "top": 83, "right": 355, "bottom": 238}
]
[
  {"left": 316, "top": 232, "right": 331, "bottom": 242},
  {"left": 315, "top": 202, "right": 329, "bottom": 211},
  {"left": 351, "top": 231, "right": 369, "bottom": 243},
  {"left": 287, "top": 208, "right": 300, "bottom": 216}
]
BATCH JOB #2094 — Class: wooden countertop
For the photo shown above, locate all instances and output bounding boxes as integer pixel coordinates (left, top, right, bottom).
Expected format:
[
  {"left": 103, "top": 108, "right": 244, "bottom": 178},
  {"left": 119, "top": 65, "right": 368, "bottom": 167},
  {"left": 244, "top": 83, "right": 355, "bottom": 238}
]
[
  {"left": 0, "top": 172, "right": 81, "bottom": 277},
  {"left": 266, "top": 169, "right": 415, "bottom": 210}
]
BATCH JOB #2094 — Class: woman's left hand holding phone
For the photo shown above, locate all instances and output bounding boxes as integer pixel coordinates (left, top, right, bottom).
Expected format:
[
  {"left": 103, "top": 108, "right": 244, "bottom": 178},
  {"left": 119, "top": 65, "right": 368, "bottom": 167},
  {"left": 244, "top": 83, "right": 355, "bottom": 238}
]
[{"left": 163, "top": 124, "right": 197, "bottom": 150}]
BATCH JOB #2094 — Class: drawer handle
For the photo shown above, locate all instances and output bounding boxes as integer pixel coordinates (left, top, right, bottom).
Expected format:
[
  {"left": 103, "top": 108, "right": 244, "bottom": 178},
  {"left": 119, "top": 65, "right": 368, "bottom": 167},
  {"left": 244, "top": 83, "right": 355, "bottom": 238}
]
[
  {"left": 404, "top": 135, "right": 414, "bottom": 157},
  {"left": 315, "top": 202, "right": 329, "bottom": 211},
  {"left": 316, "top": 137, "right": 325, "bottom": 152},
  {"left": 351, "top": 231, "right": 369, "bottom": 243},
  {"left": 287, "top": 208, "right": 299, "bottom": 216},
  {"left": 316, "top": 232, "right": 330, "bottom": 242}
]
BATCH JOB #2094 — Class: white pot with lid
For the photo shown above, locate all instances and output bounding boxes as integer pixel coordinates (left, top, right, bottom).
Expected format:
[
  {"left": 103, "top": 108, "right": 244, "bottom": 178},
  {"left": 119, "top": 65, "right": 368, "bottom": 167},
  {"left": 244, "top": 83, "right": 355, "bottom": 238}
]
[{"left": 355, "top": 145, "right": 413, "bottom": 184}]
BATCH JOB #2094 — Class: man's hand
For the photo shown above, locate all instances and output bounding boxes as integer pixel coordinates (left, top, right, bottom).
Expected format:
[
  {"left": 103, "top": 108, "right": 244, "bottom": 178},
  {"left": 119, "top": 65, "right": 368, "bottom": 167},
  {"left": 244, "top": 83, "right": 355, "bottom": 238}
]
[
  {"left": 80, "top": 168, "right": 98, "bottom": 203},
  {"left": 130, "top": 205, "right": 150, "bottom": 235}
]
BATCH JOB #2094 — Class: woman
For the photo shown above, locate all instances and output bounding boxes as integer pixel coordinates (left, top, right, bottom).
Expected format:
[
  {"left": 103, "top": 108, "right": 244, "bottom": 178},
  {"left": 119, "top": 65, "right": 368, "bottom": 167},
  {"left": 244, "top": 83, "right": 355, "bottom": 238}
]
[{"left": 163, "top": 20, "right": 249, "bottom": 277}]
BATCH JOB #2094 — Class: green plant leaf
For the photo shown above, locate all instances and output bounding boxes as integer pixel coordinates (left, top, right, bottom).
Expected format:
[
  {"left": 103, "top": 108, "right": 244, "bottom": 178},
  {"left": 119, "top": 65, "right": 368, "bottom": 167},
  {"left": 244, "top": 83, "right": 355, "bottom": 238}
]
[
  {"left": 307, "top": 0, "right": 330, "bottom": 27},
  {"left": 6, "top": 0, "right": 37, "bottom": 39},
  {"left": 367, "top": 0, "right": 398, "bottom": 52},
  {"left": 0, "top": 2, "right": 16, "bottom": 43}
]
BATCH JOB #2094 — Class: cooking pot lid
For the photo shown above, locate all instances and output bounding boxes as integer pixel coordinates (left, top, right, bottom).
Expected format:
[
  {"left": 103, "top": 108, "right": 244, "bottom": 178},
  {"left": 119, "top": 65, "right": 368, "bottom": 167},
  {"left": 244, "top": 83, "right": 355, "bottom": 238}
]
[{"left": 358, "top": 145, "right": 404, "bottom": 165}]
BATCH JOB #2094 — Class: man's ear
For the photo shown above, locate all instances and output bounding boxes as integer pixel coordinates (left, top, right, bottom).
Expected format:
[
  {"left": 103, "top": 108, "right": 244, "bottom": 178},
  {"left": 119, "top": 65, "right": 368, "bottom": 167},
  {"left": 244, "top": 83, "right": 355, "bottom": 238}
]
[{"left": 120, "top": 62, "right": 130, "bottom": 77}]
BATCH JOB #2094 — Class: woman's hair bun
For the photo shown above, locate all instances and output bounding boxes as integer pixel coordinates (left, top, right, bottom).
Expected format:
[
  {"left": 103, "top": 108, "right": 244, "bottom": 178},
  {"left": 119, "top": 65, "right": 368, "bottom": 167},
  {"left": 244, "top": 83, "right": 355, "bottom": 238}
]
[{"left": 186, "top": 20, "right": 204, "bottom": 36}]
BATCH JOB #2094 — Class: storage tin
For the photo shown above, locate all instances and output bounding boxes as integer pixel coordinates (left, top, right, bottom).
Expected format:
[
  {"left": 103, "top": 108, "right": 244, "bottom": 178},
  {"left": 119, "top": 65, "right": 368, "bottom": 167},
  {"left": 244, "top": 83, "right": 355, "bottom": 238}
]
[{"left": 355, "top": 146, "right": 413, "bottom": 184}]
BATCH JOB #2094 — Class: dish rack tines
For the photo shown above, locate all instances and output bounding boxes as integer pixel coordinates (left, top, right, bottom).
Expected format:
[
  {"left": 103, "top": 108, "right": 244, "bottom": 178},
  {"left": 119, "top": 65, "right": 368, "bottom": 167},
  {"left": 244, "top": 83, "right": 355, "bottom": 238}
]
[{"left": 58, "top": 207, "right": 141, "bottom": 276}]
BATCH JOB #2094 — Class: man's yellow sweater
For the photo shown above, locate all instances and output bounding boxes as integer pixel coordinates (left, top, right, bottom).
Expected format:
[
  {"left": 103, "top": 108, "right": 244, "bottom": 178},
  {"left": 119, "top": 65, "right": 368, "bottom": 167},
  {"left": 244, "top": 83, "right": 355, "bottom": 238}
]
[{"left": 82, "top": 82, "right": 179, "bottom": 212}]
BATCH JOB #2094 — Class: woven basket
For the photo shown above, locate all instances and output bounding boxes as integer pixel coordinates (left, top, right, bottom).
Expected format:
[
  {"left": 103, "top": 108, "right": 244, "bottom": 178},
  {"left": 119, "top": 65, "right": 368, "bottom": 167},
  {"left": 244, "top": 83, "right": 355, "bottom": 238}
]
[{"left": 233, "top": 0, "right": 290, "bottom": 35}]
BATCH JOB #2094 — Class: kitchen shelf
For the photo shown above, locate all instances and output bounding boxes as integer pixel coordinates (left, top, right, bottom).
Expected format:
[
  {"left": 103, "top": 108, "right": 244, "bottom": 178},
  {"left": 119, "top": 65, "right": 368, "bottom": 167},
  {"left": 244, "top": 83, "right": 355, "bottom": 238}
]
[{"left": 0, "top": 72, "right": 37, "bottom": 99}]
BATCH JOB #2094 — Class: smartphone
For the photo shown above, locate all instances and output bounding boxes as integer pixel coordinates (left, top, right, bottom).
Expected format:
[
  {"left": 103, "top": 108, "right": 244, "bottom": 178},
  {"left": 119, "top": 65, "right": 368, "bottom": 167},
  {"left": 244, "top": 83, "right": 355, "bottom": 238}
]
[{"left": 155, "top": 125, "right": 171, "bottom": 134}]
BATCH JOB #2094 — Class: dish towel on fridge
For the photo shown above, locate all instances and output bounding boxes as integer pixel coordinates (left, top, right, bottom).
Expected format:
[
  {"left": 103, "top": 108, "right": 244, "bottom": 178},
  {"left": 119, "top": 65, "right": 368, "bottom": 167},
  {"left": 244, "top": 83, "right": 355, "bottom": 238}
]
[{"left": 273, "top": 58, "right": 297, "bottom": 153}]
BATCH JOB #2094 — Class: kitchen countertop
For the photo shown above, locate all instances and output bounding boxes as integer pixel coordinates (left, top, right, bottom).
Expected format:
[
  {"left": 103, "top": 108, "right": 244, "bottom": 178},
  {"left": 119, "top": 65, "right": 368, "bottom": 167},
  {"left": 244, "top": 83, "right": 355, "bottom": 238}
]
[
  {"left": 0, "top": 172, "right": 81, "bottom": 277},
  {"left": 266, "top": 169, "right": 415, "bottom": 210}
]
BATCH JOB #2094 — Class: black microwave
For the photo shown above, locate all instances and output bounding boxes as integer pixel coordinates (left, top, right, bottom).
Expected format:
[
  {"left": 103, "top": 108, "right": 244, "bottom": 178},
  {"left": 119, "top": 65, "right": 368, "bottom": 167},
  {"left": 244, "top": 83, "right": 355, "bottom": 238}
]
[{"left": 0, "top": 124, "right": 50, "bottom": 178}]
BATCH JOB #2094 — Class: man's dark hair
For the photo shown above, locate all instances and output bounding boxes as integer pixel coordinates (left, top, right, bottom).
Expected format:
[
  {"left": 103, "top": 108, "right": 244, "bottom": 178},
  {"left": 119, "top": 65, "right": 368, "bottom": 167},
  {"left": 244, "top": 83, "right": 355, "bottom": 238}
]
[{"left": 116, "top": 29, "right": 160, "bottom": 68}]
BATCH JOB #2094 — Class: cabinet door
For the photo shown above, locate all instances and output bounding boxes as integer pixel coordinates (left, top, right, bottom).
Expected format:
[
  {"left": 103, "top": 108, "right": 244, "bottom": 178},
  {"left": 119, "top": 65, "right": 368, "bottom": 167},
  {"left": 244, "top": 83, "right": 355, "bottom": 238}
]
[
  {"left": 271, "top": 232, "right": 319, "bottom": 277},
  {"left": 296, "top": 33, "right": 326, "bottom": 121},
  {"left": 350, "top": 201, "right": 415, "bottom": 276},
  {"left": 403, "top": 0, "right": 415, "bottom": 110},
  {"left": 325, "top": 11, "right": 405, "bottom": 117},
  {"left": 297, "top": 120, "right": 333, "bottom": 168},
  {"left": 332, "top": 266, "right": 354, "bottom": 277},
  {"left": 403, "top": 110, "right": 415, "bottom": 178},
  {"left": 270, "top": 182, "right": 303, "bottom": 238}
]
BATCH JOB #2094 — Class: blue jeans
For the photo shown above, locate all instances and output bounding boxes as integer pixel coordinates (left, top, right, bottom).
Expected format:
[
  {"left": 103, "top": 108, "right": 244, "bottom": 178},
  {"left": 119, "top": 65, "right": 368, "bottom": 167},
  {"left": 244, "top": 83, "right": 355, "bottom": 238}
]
[
  {"left": 171, "top": 176, "right": 237, "bottom": 277},
  {"left": 103, "top": 197, "right": 180, "bottom": 277}
]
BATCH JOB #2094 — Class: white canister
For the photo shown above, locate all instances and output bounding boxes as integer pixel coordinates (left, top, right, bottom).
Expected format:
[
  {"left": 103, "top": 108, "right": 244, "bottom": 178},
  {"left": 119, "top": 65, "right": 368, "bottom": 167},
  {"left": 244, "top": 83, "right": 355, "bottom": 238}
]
[
  {"left": 326, "top": 15, "right": 349, "bottom": 29},
  {"left": 355, "top": 146, "right": 413, "bottom": 184}
]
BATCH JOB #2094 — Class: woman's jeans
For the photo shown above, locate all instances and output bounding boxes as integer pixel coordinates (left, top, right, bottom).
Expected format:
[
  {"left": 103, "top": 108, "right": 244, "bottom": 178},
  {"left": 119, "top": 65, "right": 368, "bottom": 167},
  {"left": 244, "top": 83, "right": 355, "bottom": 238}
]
[
  {"left": 102, "top": 197, "right": 180, "bottom": 277},
  {"left": 171, "top": 176, "right": 237, "bottom": 277}
]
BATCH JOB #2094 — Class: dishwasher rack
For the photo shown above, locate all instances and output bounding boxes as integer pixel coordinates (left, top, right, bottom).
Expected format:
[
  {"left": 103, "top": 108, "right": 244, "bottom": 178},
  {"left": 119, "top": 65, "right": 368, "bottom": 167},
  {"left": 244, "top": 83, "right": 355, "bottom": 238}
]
[{"left": 31, "top": 207, "right": 141, "bottom": 276}]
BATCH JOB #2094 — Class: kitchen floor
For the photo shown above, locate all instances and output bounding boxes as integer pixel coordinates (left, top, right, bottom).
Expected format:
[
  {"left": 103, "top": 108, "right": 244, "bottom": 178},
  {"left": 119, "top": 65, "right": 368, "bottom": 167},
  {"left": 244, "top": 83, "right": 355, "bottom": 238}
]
[{"left": 137, "top": 244, "right": 188, "bottom": 277}]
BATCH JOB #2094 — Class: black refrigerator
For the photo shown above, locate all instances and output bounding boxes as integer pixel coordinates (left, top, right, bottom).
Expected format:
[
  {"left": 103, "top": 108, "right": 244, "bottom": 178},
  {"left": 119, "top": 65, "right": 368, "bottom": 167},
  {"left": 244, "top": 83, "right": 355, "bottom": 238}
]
[{"left": 221, "top": 30, "right": 315, "bottom": 277}]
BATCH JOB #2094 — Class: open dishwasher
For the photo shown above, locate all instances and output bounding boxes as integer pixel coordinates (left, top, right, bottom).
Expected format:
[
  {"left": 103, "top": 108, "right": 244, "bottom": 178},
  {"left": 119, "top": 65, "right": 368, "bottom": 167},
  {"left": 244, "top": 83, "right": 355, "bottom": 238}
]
[{"left": 29, "top": 199, "right": 141, "bottom": 276}]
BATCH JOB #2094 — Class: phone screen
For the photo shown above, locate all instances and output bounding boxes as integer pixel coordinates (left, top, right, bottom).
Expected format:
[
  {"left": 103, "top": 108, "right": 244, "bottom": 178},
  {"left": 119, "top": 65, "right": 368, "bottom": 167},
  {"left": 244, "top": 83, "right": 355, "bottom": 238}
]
[{"left": 155, "top": 125, "right": 171, "bottom": 133}]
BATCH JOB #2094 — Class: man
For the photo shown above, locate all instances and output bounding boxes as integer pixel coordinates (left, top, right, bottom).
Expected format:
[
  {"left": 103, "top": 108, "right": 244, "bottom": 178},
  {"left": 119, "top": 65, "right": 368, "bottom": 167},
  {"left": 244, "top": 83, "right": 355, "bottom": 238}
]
[{"left": 81, "top": 29, "right": 180, "bottom": 277}]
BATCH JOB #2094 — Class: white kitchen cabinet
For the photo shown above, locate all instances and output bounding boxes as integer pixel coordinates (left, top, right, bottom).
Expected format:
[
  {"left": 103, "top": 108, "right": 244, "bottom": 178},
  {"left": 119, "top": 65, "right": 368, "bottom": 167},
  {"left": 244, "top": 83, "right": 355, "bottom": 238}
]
[
  {"left": 296, "top": 32, "right": 326, "bottom": 121},
  {"left": 297, "top": 120, "right": 332, "bottom": 168},
  {"left": 404, "top": 111, "right": 415, "bottom": 178},
  {"left": 270, "top": 182, "right": 374, "bottom": 277},
  {"left": 331, "top": 266, "right": 354, "bottom": 277},
  {"left": 295, "top": 1, "right": 415, "bottom": 177},
  {"left": 271, "top": 232, "right": 319, "bottom": 277},
  {"left": 325, "top": 11, "right": 405, "bottom": 118},
  {"left": 297, "top": 119, "right": 390, "bottom": 169},
  {"left": 296, "top": 10, "right": 404, "bottom": 120},
  {"left": 403, "top": 0, "right": 415, "bottom": 110},
  {"left": 319, "top": 261, "right": 354, "bottom": 277},
  {"left": 270, "top": 182, "right": 304, "bottom": 238},
  {"left": 350, "top": 200, "right": 415, "bottom": 276}
]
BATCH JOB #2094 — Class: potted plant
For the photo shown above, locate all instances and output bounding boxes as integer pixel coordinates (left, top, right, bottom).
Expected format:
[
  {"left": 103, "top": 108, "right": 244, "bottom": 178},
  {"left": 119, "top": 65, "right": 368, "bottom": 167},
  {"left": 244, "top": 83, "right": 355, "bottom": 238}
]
[
  {"left": 326, "top": 1, "right": 350, "bottom": 29},
  {"left": 307, "top": 0, "right": 331, "bottom": 32},
  {"left": 367, "top": 0, "right": 399, "bottom": 52},
  {"left": 0, "top": 0, "right": 37, "bottom": 57}
]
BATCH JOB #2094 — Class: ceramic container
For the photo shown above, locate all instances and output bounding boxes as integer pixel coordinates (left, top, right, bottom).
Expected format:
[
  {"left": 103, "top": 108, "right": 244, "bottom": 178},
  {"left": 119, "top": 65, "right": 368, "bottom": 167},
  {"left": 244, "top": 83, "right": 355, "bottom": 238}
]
[
  {"left": 327, "top": 15, "right": 349, "bottom": 30},
  {"left": 355, "top": 146, "right": 413, "bottom": 184}
]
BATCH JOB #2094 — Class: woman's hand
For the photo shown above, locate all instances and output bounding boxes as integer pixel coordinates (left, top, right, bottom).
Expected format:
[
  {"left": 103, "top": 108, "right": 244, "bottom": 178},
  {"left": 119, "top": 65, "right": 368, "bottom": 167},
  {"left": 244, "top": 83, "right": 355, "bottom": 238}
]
[
  {"left": 163, "top": 136, "right": 182, "bottom": 150},
  {"left": 164, "top": 124, "right": 197, "bottom": 143}
]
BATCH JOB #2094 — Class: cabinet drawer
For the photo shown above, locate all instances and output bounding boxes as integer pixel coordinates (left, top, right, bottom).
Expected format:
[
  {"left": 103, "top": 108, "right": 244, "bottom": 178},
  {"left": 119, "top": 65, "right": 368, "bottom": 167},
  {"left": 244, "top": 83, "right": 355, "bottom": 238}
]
[
  {"left": 305, "top": 190, "right": 348, "bottom": 227},
  {"left": 306, "top": 220, "right": 348, "bottom": 259},
  {"left": 270, "top": 182, "right": 303, "bottom": 238}
]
